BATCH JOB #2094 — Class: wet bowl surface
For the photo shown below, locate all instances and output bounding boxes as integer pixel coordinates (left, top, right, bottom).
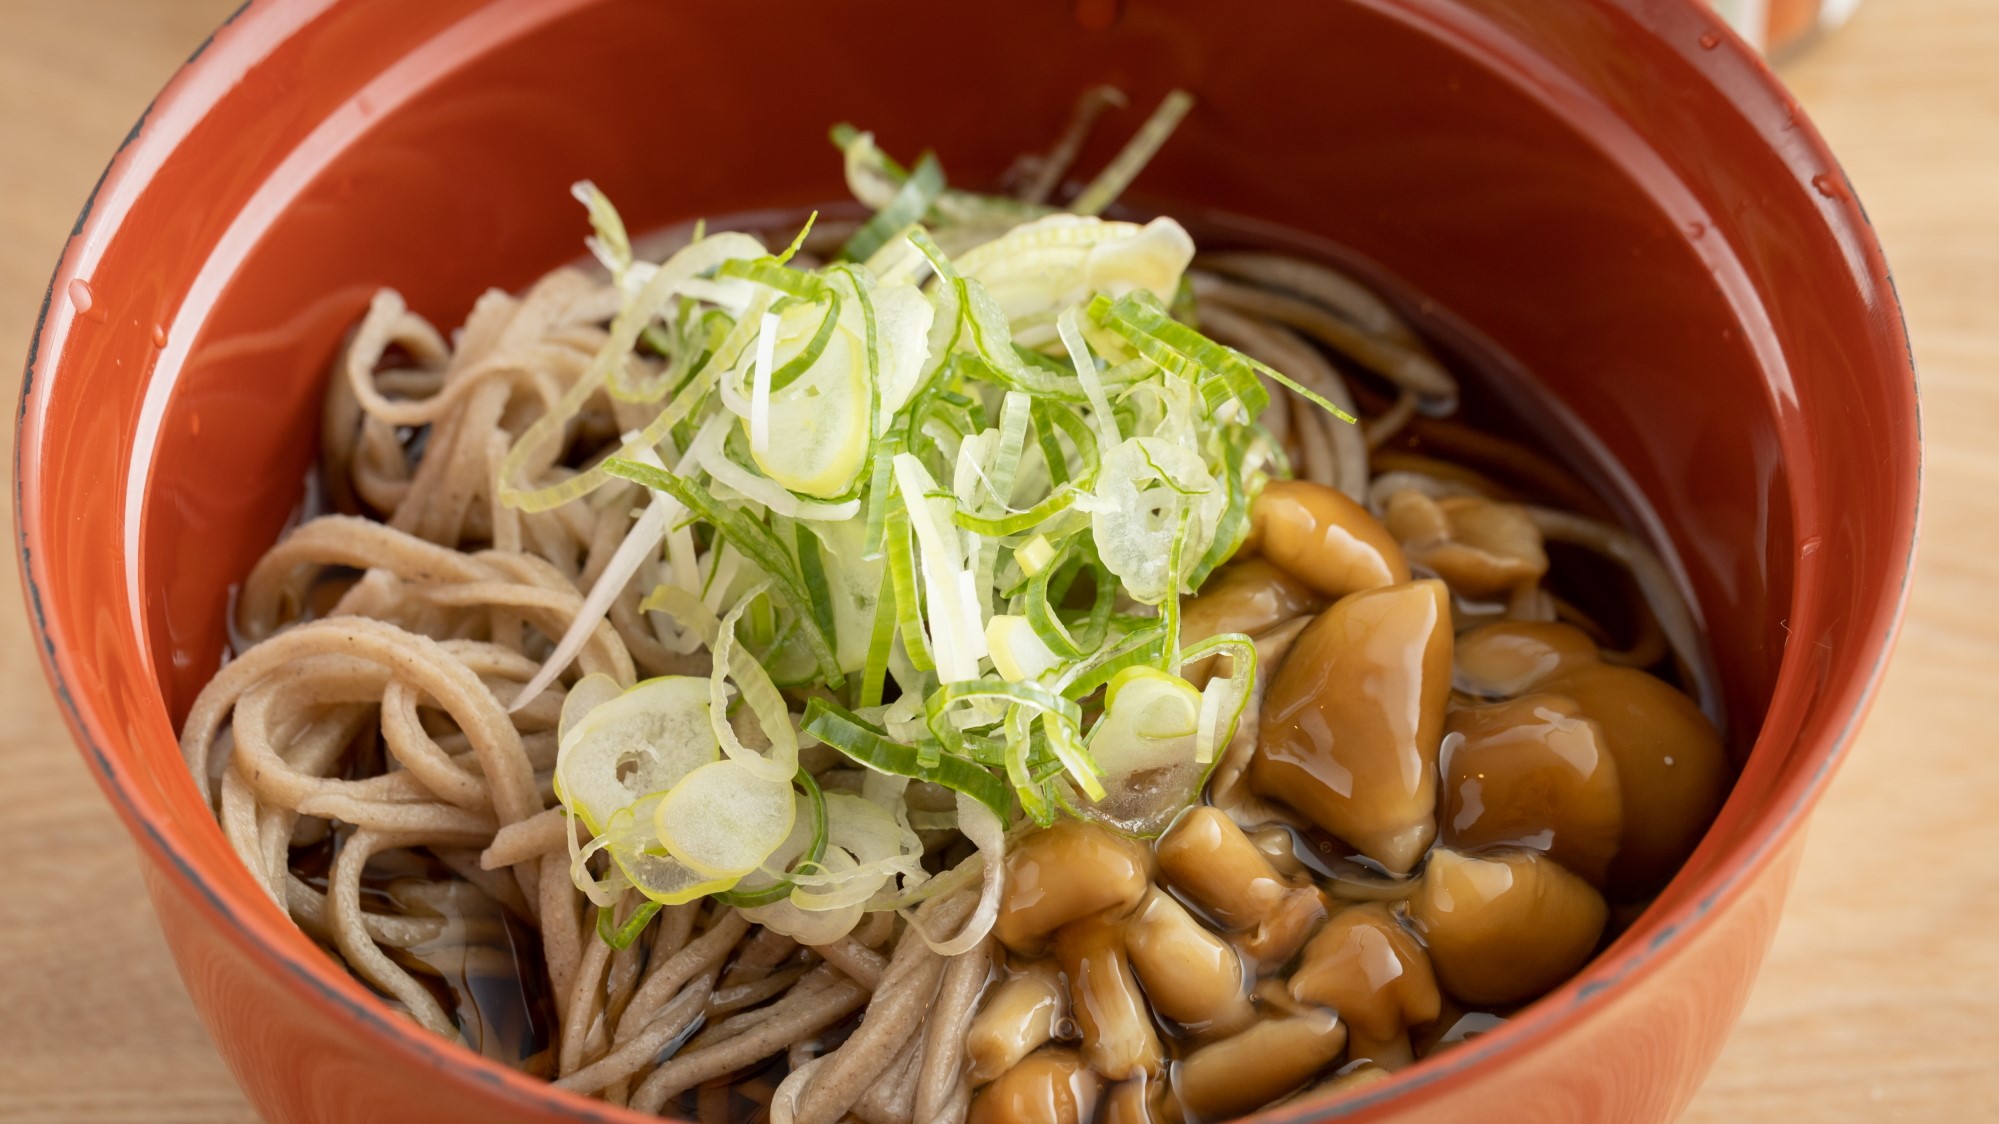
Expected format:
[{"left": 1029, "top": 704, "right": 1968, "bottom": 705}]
[{"left": 15, "top": 1, "right": 1917, "bottom": 1121}]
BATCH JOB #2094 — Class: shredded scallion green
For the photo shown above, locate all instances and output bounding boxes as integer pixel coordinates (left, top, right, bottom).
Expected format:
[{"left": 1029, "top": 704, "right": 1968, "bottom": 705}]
[{"left": 540, "top": 91, "right": 1359, "bottom": 937}]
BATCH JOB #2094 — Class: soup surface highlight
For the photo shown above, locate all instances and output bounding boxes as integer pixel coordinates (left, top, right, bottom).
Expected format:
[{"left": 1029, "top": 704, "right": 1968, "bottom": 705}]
[{"left": 181, "top": 91, "right": 1730, "bottom": 1123}]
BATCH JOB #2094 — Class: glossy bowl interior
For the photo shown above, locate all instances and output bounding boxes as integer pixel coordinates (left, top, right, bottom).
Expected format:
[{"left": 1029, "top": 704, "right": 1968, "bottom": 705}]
[{"left": 17, "top": 1, "right": 1917, "bottom": 1122}]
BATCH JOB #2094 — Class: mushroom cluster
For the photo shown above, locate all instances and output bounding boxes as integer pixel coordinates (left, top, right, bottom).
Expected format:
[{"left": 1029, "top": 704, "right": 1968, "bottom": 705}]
[{"left": 966, "top": 480, "right": 1728, "bottom": 1123}]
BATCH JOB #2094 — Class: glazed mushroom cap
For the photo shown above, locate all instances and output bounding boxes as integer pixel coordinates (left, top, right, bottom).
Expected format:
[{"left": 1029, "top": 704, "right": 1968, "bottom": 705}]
[
  {"left": 1099, "top": 1078, "right": 1165, "bottom": 1124},
  {"left": 1123, "top": 888, "right": 1255, "bottom": 1035},
  {"left": 1383, "top": 490, "right": 1549, "bottom": 599},
  {"left": 1172, "top": 1011, "right": 1349, "bottom": 1121},
  {"left": 1154, "top": 805, "right": 1328, "bottom": 965},
  {"left": 1408, "top": 847, "right": 1607, "bottom": 1007},
  {"left": 1053, "top": 913, "right": 1164, "bottom": 1081},
  {"left": 1178, "top": 557, "right": 1324, "bottom": 685},
  {"left": 1250, "top": 579, "right": 1453, "bottom": 874},
  {"left": 967, "top": 960, "right": 1067, "bottom": 1084},
  {"left": 1537, "top": 663, "right": 1728, "bottom": 897},
  {"left": 1243, "top": 479, "right": 1411, "bottom": 598},
  {"left": 1440, "top": 693, "right": 1624, "bottom": 886},
  {"left": 1248, "top": 825, "right": 1311, "bottom": 879},
  {"left": 1242, "top": 881, "right": 1333, "bottom": 967},
  {"left": 968, "top": 1046, "right": 1103, "bottom": 1124},
  {"left": 1451, "top": 620, "right": 1601, "bottom": 699},
  {"left": 994, "top": 820, "right": 1151, "bottom": 953},
  {"left": 1287, "top": 901, "right": 1441, "bottom": 1044}
]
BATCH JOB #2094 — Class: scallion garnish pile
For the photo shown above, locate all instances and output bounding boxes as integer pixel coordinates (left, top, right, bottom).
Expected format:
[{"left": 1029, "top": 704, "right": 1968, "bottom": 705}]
[{"left": 519, "top": 93, "right": 1353, "bottom": 947}]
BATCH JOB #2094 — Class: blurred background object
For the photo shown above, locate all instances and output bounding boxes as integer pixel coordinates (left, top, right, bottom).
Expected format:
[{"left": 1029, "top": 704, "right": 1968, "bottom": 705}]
[{"left": 1710, "top": 0, "right": 1865, "bottom": 56}]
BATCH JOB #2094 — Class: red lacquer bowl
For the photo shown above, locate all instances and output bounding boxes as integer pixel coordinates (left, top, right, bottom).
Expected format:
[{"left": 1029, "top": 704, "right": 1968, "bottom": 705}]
[{"left": 15, "top": 1, "right": 1918, "bottom": 1121}]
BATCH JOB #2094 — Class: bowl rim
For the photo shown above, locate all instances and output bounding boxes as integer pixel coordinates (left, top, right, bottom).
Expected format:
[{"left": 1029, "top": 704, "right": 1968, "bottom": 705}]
[{"left": 14, "top": 0, "right": 1920, "bottom": 1120}]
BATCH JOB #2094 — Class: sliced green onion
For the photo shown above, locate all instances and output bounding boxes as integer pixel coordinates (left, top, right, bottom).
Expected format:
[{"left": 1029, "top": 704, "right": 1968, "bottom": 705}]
[
  {"left": 1089, "top": 289, "right": 1271, "bottom": 418},
  {"left": 1242, "top": 354, "right": 1361, "bottom": 424},
  {"left": 1003, "top": 706, "right": 1053, "bottom": 826},
  {"left": 1031, "top": 399, "right": 1074, "bottom": 489},
  {"left": 842, "top": 151, "right": 946, "bottom": 263},
  {"left": 717, "top": 257, "right": 832, "bottom": 301},
  {"left": 695, "top": 420, "right": 860, "bottom": 521},
  {"left": 831, "top": 122, "right": 908, "bottom": 178},
  {"left": 1015, "top": 535, "right": 1057, "bottom": 577},
  {"left": 500, "top": 233, "right": 764, "bottom": 513},
  {"left": 902, "top": 224, "right": 951, "bottom": 272},
  {"left": 859, "top": 439, "right": 901, "bottom": 561},
  {"left": 713, "top": 768, "right": 830, "bottom": 908},
  {"left": 1070, "top": 89, "right": 1194, "bottom": 216},
  {"left": 1041, "top": 710, "right": 1105, "bottom": 801},
  {"left": 801, "top": 698, "right": 1012, "bottom": 818},
  {"left": 772, "top": 211, "right": 818, "bottom": 265},
  {"left": 893, "top": 453, "right": 986, "bottom": 683},
  {"left": 1059, "top": 622, "right": 1171, "bottom": 700},
  {"left": 833, "top": 124, "right": 1052, "bottom": 231},
  {"left": 951, "top": 485, "right": 1081, "bottom": 536},
  {"left": 766, "top": 292, "right": 842, "bottom": 394},
  {"left": 1160, "top": 505, "right": 1193, "bottom": 672},
  {"left": 596, "top": 899, "right": 664, "bottom": 951},
  {"left": 1185, "top": 427, "right": 1254, "bottom": 589},
  {"left": 923, "top": 679, "right": 1097, "bottom": 798},
  {"left": 883, "top": 509, "right": 935, "bottom": 673},
  {"left": 956, "top": 280, "right": 1087, "bottom": 401},
  {"left": 572, "top": 180, "right": 634, "bottom": 280},
  {"left": 795, "top": 521, "right": 839, "bottom": 647},
  {"left": 608, "top": 459, "right": 845, "bottom": 689},
  {"left": 1180, "top": 632, "right": 1256, "bottom": 764},
  {"left": 1059, "top": 304, "right": 1121, "bottom": 448},
  {"left": 1041, "top": 399, "right": 1102, "bottom": 481},
  {"left": 1022, "top": 546, "right": 1085, "bottom": 660},
  {"left": 984, "top": 391, "right": 1033, "bottom": 514},
  {"left": 1071, "top": 552, "right": 1119, "bottom": 652},
  {"left": 857, "top": 566, "right": 898, "bottom": 709}
]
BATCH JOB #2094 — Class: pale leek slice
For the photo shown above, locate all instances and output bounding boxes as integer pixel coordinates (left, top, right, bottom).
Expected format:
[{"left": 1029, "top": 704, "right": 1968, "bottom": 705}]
[
  {"left": 1085, "top": 436, "right": 1223, "bottom": 604},
  {"left": 742, "top": 309, "right": 872, "bottom": 498},
  {"left": 955, "top": 214, "right": 1194, "bottom": 341},
  {"left": 554, "top": 676, "right": 719, "bottom": 835},
  {"left": 602, "top": 793, "right": 740, "bottom": 905},
  {"left": 655, "top": 759, "right": 797, "bottom": 878},
  {"left": 986, "top": 614, "right": 1061, "bottom": 683}
]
